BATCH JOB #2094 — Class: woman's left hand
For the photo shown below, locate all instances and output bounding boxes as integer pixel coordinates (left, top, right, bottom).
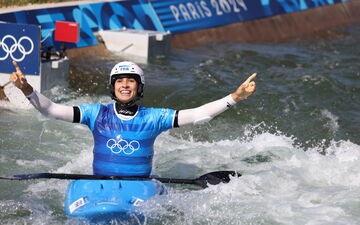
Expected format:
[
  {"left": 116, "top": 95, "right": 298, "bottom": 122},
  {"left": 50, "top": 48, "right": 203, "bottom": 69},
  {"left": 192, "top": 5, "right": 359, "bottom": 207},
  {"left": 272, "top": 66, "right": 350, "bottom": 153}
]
[{"left": 231, "top": 73, "right": 257, "bottom": 102}]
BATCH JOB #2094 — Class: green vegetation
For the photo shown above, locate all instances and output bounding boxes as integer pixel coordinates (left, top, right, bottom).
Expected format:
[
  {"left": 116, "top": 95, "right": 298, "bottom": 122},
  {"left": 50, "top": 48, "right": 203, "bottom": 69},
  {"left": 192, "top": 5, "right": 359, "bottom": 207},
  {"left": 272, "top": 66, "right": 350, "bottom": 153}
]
[{"left": 0, "top": 0, "right": 76, "bottom": 8}]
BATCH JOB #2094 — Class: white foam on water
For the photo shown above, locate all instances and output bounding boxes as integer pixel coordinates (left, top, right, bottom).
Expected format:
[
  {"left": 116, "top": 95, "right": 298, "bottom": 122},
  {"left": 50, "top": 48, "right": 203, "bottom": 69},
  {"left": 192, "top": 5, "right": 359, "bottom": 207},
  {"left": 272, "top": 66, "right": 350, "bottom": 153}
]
[
  {"left": 15, "top": 159, "right": 54, "bottom": 168},
  {"left": 25, "top": 147, "right": 93, "bottom": 195},
  {"left": 19, "top": 147, "right": 94, "bottom": 225},
  {"left": 141, "top": 131, "right": 360, "bottom": 225},
  {"left": 320, "top": 109, "right": 339, "bottom": 135}
]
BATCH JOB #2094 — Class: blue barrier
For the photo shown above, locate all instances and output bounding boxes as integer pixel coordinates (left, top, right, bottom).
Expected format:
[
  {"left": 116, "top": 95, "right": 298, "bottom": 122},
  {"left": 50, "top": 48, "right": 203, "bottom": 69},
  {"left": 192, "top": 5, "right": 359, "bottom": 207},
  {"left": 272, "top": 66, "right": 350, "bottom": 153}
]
[
  {"left": 149, "top": 0, "right": 351, "bottom": 34},
  {"left": 0, "top": 0, "right": 352, "bottom": 50},
  {"left": 0, "top": 22, "right": 40, "bottom": 75}
]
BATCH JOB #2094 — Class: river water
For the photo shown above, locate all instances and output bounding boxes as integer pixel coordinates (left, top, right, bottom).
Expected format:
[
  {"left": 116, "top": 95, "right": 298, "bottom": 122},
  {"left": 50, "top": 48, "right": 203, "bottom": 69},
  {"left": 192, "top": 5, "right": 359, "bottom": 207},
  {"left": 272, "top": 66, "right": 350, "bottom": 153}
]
[{"left": 1, "top": 24, "right": 360, "bottom": 225}]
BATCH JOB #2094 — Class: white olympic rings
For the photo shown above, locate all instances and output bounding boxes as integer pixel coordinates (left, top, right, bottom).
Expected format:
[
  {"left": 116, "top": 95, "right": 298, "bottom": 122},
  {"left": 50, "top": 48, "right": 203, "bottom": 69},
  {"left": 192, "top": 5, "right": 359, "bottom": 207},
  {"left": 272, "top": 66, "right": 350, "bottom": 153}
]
[
  {"left": 0, "top": 35, "right": 34, "bottom": 62},
  {"left": 106, "top": 137, "right": 141, "bottom": 155}
]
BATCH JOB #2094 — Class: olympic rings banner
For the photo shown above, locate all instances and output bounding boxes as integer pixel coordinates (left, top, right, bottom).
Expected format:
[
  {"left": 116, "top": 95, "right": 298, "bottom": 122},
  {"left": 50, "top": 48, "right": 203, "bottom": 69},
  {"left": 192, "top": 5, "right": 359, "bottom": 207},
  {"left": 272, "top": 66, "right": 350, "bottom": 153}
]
[{"left": 0, "top": 23, "right": 40, "bottom": 75}]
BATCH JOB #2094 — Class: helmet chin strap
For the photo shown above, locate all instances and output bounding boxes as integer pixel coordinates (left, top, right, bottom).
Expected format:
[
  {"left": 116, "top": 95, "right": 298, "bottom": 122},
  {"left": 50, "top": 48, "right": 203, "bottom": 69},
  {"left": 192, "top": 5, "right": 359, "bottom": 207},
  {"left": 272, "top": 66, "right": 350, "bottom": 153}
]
[{"left": 112, "top": 96, "right": 140, "bottom": 109}]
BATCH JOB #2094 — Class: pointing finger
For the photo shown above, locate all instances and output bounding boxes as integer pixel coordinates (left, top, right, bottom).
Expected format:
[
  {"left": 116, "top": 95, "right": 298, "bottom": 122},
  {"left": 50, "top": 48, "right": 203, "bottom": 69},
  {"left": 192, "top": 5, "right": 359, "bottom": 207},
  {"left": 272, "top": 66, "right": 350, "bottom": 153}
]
[
  {"left": 244, "top": 73, "right": 257, "bottom": 84},
  {"left": 12, "top": 61, "right": 23, "bottom": 76}
]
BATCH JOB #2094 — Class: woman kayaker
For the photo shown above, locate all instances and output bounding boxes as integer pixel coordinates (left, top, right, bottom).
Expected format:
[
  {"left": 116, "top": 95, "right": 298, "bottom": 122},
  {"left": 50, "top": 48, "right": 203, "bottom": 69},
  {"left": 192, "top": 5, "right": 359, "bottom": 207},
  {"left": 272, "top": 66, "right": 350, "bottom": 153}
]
[{"left": 9, "top": 61, "right": 256, "bottom": 177}]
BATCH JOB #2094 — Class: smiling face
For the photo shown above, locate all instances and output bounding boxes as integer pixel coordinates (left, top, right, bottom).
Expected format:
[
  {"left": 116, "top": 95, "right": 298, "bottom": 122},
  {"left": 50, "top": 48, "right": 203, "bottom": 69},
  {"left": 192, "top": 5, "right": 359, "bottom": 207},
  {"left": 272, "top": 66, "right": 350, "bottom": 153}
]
[{"left": 114, "top": 77, "right": 139, "bottom": 103}]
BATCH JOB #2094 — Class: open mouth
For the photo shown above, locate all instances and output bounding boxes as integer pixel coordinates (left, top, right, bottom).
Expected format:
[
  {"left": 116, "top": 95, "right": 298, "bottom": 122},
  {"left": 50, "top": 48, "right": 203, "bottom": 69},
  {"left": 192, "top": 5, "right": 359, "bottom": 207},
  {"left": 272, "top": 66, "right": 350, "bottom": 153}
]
[{"left": 120, "top": 90, "right": 131, "bottom": 95}]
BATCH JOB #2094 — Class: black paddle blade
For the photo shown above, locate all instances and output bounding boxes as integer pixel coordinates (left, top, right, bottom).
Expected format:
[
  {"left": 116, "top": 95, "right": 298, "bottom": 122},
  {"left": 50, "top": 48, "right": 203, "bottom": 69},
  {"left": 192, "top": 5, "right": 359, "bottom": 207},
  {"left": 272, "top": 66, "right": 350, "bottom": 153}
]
[
  {"left": 195, "top": 171, "right": 241, "bottom": 188},
  {"left": 0, "top": 175, "right": 19, "bottom": 180},
  {"left": 0, "top": 173, "right": 51, "bottom": 180}
]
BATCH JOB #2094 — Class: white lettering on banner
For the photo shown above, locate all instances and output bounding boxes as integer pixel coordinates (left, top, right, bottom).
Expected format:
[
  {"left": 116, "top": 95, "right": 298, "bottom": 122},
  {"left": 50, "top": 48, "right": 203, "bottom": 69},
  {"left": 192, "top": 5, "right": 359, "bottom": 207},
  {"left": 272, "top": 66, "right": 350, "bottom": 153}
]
[
  {"left": 201, "top": 1, "right": 212, "bottom": 17},
  {"left": 236, "top": 0, "right": 248, "bottom": 11},
  {"left": 179, "top": 4, "right": 191, "bottom": 21},
  {"left": 187, "top": 3, "right": 201, "bottom": 19},
  {"left": 195, "top": 1, "right": 205, "bottom": 18},
  {"left": 170, "top": 5, "right": 180, "bottom": 21},
  {"left": 169, "top": 0, "right": 248, "bottom": 23},
  {"left": 211, "top": 0, "right": 223, "bottom": 15}
]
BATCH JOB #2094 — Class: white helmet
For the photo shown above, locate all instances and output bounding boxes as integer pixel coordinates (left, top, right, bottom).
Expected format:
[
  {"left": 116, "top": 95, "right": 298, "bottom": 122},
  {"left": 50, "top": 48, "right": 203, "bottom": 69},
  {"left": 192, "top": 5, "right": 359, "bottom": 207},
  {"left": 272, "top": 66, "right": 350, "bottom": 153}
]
[
  {"left": 109, "top": 61, "right": 145, "bottom": 85},
  {"left": 109, "top": 61, "right": 145, "bottom": 103}
]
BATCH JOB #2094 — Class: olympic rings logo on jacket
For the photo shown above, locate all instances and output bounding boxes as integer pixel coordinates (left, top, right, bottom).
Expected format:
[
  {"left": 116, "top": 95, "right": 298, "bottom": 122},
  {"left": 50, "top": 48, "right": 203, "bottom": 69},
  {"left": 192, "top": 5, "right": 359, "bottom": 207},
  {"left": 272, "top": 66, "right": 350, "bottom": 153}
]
[
  {"left": 106, "top": 135, "right": 141, "bottom": 155},
  {"left": 0, "top": 35, "right": 34, "bottom": 62}
]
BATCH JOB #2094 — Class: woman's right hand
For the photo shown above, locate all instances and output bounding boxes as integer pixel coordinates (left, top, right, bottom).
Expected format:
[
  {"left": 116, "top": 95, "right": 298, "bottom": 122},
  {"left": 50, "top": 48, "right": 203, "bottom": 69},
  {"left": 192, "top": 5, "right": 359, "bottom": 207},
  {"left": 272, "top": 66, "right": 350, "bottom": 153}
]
[{"left": 9, "top": 61, "right": 33, "bottom": 95}]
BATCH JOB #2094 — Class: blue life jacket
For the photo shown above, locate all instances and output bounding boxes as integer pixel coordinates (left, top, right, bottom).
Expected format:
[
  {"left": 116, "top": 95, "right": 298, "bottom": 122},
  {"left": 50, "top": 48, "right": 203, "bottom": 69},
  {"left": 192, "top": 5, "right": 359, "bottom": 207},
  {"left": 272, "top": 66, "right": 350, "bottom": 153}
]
[{"left": 78, "top": 103, "right": 176, "bottom": 176}]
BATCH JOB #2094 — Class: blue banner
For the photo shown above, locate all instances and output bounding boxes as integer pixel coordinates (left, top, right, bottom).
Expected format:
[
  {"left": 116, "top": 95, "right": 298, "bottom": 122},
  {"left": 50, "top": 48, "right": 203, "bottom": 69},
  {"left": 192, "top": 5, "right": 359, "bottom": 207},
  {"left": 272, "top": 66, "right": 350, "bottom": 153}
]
[
  {"left": 0, "top": 0, "right": 352, "bottom": 51},
  {"left": 149, "top": 0, "right": 351, "bottom": 34},
  {"left": 0, "top": 0, "right": 164, "bottom": 50},
  {"left": 0, "top": 23, "right": 40, "bottom": 75}
]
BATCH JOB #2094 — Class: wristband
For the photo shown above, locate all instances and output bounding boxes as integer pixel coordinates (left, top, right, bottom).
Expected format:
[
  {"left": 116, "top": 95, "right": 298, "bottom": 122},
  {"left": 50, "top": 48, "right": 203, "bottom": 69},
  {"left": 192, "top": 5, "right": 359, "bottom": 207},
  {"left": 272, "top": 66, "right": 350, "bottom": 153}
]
[
  {"left": 25, "top": 90, "right": 36, "bottom": 100},
  {"left": 223, "top": 94, "right": 237, "bottom": 108}
]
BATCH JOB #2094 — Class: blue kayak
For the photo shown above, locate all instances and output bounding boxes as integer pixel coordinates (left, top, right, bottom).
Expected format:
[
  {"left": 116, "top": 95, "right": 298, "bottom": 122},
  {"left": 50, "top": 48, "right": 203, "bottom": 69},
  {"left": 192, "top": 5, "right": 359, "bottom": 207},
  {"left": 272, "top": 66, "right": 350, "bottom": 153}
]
[{"left": 64, "top": 179, "right": 167, "bottom": 223}]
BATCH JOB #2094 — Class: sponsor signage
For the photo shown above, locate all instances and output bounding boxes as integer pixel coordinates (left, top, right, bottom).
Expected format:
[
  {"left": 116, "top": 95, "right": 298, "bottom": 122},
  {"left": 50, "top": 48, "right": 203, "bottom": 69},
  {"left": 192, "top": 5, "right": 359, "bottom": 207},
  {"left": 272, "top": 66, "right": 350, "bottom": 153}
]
[{"left": 0, "top": 22, "right": 40, "bottom": 75}]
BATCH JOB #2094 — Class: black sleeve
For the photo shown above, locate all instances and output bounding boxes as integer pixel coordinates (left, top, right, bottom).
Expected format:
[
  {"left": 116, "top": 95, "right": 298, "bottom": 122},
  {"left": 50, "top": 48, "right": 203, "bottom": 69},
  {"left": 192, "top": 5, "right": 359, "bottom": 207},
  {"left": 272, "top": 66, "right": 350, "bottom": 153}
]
[
  {"left": 73, "top": 106, "right": 81, "bottom": 123},
  {"left": 173, "top": 110, "right": 179, "bottom": 128}
]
